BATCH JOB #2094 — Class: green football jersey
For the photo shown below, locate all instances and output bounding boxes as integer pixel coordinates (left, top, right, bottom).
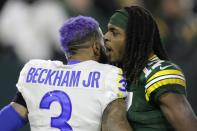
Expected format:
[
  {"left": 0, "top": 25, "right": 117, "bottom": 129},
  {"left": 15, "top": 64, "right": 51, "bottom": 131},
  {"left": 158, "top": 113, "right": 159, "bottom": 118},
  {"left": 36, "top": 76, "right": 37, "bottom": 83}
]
[{"left": 126, "top": 55, "right": 186, "bottom": 131}]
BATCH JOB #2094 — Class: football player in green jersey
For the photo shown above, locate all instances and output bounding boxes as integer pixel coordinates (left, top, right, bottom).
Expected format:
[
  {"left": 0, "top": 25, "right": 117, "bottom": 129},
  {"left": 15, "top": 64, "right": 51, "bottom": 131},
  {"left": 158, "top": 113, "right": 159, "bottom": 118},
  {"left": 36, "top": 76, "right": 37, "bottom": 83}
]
[{"left": 104, "top": 5, "right": 197, "bottom": 131}]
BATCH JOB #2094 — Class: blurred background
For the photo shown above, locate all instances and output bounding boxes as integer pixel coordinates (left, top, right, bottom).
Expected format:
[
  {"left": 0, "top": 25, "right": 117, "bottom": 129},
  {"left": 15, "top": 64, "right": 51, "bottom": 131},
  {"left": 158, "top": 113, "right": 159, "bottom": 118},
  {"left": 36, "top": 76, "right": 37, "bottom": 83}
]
[{"left": 0, "top": 0, "right": 197, "bottom": 130}]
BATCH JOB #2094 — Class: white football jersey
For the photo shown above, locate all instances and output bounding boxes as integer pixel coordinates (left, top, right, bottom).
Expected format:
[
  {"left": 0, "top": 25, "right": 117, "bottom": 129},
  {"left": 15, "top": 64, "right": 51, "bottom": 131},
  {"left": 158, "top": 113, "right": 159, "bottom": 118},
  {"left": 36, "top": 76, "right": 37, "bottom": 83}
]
[{"left": 16, "top": 59, "right": 127, "bottom": 131}]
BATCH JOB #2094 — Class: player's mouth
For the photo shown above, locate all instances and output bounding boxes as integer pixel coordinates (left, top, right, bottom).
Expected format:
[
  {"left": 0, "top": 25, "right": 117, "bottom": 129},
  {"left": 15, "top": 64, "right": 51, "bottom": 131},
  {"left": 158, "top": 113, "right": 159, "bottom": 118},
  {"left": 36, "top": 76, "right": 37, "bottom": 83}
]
[{"left": 105, "top": 43, "right": 112, "bottom": 54}]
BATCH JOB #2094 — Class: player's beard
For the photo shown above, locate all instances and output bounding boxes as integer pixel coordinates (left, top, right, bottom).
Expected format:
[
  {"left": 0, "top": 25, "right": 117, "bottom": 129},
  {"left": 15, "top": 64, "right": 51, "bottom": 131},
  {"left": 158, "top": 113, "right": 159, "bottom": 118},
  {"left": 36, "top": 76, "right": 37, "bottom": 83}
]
[{"left": 98, "top": 46, "right": 109, "bottom": 64}]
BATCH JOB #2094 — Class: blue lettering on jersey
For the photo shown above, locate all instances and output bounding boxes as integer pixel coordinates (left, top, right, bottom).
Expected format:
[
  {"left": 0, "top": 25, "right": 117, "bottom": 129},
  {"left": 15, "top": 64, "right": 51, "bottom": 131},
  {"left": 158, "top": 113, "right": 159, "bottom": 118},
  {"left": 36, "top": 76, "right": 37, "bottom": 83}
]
[
  {"left": 26, "top": 67, "right": 100, "bottom": 88},
  {"left": 44, "top": 69, "right": 57, "bottom": 85},
  {"left": 92, "top": 71, "right": 100, "bottom": 88},
  {"left": 26, "top": 67, "right": 36, "bottom": 82},
  {"left": 32, "top": 68, "right": 42, "bottom": 83},
  {"left": 83, "top": 72, "right": 92, "bottom": 87},
  {"left": 118, "top": 79, "right": 127, "bottom": 92},
  {"left": 69, "top": 71, "right": 81, "bottom": 87},
  {"left": 60, "top": 71, "right": 81, "bottom": 87},
  {"left": 53, "top": 71, "right": 64, "bottom": 86},
  {"left": 82, "top": 72, "right": 100, "bottom": 88},
  {"left": 60, "top": 71, "right": 70, "bottom": 87},
  {"left": 38, "top": 69, "right": 48, "bottom": 83}
]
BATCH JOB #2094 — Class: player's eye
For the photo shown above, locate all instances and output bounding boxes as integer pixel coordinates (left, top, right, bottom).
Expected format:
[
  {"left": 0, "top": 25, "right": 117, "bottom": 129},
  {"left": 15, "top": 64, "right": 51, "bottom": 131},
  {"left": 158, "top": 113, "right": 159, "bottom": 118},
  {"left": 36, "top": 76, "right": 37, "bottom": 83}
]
[{"left": 112, "top": 30, "right": 119, "bottom": 37}]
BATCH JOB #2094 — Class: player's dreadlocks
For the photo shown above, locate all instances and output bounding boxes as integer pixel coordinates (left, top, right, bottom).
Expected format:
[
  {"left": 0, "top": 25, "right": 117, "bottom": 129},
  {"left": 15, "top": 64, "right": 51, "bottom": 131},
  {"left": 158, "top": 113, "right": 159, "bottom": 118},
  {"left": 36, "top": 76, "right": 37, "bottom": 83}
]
[{"left": 122, "top": 6, "right": 169, "bottom": 83}]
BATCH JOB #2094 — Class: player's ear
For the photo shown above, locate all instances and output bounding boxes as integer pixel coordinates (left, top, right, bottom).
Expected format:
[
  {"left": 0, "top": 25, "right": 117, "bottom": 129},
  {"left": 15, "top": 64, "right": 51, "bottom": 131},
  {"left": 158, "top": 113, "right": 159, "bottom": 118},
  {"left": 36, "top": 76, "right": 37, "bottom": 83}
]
[{"left": 92, "top": 41, "right": 100, "bottom": 57}]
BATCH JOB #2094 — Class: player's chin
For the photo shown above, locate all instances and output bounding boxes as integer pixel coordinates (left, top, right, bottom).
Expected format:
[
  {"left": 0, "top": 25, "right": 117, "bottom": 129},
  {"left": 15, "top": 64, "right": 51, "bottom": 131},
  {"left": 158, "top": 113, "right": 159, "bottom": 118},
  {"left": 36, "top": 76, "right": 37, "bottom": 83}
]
[{"left": 106, "top": 51, "right": 120, "bottom": 65}]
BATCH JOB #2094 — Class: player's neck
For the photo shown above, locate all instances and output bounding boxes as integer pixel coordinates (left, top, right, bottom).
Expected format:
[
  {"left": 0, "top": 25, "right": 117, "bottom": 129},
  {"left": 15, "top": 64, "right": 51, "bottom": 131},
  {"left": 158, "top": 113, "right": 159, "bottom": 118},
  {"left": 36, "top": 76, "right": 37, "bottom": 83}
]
[{"left": 69, "top": 54, "right": 97, "bottom": 62}]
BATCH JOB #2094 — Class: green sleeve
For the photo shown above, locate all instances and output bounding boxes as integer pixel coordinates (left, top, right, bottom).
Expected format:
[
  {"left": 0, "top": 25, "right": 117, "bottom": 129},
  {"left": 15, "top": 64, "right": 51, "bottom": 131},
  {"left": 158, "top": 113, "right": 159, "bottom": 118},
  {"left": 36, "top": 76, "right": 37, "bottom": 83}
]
[{"left": 145, "top": 61, "right": 186, "bottom": 103}]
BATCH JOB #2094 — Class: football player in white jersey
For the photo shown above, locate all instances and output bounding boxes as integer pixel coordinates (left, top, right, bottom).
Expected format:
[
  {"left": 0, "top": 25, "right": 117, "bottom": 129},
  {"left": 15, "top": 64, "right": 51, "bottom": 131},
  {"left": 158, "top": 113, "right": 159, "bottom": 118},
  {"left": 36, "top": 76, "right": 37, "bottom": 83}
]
[{"left": 0, "top": 16, "right": 132, "bottom": 131}]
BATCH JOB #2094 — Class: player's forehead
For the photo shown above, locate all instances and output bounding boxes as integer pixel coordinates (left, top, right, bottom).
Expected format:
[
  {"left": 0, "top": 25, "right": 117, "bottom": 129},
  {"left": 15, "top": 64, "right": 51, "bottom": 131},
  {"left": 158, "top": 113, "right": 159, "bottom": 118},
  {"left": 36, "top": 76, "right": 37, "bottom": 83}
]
[{"left": 107, "top": 23, "right": 125, "bottom": 32}]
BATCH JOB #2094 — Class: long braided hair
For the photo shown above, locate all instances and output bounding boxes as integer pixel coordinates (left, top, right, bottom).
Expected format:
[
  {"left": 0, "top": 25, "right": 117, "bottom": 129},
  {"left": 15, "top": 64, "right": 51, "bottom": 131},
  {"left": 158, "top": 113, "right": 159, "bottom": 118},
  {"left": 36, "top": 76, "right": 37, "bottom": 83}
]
[{"left": 122, "top": 6, "right": 169, "bottom": 84}]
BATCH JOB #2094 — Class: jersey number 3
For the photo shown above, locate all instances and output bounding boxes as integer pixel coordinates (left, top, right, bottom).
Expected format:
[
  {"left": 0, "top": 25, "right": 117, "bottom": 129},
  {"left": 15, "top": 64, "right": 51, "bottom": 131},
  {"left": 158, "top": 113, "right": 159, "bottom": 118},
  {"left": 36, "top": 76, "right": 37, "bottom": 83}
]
[{"left": 40, "top": 90, "right": 73, "bottom": 131}]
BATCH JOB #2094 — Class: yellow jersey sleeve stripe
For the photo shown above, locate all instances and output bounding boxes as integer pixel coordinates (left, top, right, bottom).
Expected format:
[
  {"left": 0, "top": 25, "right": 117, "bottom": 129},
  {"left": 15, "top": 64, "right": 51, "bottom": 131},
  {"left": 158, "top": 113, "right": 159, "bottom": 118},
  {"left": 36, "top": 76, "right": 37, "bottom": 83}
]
[
  {"left": 145, "top": 74, "right": 185, "bottom": 89},
  {"left": 147, "top": 69, "right": 184, "bottom": 83},
  {"left": 145, "top": 78, "right": 186, "bottom": 102},
  {"left": 116, "top": 69, "right": 123, "bottom": 97}
]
